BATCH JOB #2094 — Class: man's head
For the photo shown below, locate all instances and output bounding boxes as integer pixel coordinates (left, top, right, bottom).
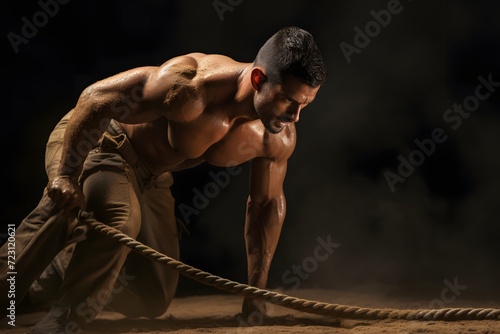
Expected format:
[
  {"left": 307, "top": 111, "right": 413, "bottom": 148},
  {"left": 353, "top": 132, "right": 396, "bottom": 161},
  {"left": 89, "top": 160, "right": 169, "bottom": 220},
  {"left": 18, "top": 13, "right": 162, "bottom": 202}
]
[{"left": 251, "top": 26, "right": 326, "bottom": 133}]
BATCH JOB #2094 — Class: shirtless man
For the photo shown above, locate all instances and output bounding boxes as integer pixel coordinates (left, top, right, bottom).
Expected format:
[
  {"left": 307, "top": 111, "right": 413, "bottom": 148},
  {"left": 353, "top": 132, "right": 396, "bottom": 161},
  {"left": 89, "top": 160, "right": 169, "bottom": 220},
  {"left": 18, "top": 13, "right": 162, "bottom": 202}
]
[{"left": 0, "top": 26, "right": 326, "bottom": 332}]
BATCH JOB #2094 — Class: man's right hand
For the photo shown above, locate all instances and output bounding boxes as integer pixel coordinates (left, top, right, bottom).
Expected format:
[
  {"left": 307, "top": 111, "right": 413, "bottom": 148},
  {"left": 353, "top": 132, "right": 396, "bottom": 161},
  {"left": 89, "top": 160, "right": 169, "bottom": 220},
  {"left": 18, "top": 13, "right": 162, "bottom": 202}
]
[{"left": 47, "top": 176, "right": 85, "bottom": 211}]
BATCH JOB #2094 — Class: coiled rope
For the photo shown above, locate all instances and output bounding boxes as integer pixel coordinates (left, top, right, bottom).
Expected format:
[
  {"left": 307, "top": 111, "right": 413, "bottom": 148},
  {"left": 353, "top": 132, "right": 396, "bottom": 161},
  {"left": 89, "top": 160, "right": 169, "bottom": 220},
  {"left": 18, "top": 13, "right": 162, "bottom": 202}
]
[{"left": 80, "top": 213, "right": 500, "bottom": 321}]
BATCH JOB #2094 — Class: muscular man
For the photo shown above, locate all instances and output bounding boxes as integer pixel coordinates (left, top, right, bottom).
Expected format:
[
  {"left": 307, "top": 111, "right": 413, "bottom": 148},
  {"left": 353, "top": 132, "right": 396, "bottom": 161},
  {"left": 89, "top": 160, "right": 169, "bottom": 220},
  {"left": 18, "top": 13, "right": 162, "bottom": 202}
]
[{"left": 0, "top": 26, "right": 326, "bottom": 332}]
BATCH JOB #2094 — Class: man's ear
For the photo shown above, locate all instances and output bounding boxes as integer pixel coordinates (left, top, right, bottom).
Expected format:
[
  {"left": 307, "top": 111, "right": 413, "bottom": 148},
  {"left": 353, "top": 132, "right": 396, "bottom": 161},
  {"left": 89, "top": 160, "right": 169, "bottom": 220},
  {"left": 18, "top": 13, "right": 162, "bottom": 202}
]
[{"left": 250, "top": 68, "right": 267, "bottom": 91}]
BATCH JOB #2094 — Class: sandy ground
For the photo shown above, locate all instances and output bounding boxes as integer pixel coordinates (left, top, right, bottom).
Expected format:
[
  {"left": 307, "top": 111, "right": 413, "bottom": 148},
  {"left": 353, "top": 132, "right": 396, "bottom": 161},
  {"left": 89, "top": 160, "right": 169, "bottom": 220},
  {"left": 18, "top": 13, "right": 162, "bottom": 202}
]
[{"left": 1, "top": 287, "right": 499, "bottom": 334}]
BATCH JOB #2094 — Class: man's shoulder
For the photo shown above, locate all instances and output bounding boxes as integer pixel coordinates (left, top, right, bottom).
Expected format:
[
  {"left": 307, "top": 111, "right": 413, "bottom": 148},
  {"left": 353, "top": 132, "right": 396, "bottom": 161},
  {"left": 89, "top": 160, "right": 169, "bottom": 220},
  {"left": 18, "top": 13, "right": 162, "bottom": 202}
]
[
  {"left": 158, "top": 52, "right": 239, "bottom": 75},
  {"left": 143, "top": 53, "right": 225, "bottom": 121},
  {"left": 152, "top": 52, "right": 241, "bottom": 101},
  {"left": 263, "top": 123, "right": 297, "bottom": 161}
]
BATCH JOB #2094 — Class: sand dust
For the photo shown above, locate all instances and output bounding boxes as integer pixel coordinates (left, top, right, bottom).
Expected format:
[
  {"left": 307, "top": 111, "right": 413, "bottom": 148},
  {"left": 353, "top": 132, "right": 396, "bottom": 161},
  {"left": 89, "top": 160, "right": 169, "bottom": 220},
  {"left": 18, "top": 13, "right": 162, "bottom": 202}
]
[{"left": 1, "top": 287, "right": 499, "bottom": 333}]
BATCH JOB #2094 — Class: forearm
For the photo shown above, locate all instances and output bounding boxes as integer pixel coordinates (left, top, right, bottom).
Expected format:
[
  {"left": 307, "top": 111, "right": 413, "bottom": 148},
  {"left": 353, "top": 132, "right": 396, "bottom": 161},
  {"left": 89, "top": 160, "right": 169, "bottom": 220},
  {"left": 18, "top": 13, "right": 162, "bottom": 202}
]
[
  {"left": 47, "top": 67, "right": 158, "bottom": 210},
  {"left": 244, "top": 194, "right": 286, "bottom": 288},
  {"left": 57, "top": 102, "right": 110, "bottom": 178},
  {"left": 45, "top": 101, "right": 111, "bottom": 210},
  {"left": 56, "top": 67, "right": 152, "bottom": 178}
]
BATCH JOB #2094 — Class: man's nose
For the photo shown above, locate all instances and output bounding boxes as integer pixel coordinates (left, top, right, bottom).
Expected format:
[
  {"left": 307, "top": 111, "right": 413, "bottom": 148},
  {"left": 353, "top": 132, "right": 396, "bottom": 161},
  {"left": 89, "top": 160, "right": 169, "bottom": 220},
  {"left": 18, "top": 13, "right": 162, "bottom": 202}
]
[{"left": 286, "top": 107, "right": 301, "bottom": 122}]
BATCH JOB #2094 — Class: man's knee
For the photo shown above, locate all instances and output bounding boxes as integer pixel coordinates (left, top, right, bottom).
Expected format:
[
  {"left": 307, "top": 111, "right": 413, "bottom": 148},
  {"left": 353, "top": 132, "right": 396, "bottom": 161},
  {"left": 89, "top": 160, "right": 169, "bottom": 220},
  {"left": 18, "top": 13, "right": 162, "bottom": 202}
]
[
  {"left": 82, "top": 170, "right": 140, "bottom": 237},
  {"left": 142, "top": 292, "right": 176, "bottom": 318}
]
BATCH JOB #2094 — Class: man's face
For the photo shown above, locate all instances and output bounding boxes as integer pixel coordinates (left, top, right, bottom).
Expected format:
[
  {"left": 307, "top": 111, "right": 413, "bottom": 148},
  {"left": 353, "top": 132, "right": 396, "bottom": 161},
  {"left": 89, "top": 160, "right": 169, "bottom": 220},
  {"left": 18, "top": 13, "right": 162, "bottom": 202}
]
[{"left": 254, "top": 75, "right": 320, "bottom": 134}]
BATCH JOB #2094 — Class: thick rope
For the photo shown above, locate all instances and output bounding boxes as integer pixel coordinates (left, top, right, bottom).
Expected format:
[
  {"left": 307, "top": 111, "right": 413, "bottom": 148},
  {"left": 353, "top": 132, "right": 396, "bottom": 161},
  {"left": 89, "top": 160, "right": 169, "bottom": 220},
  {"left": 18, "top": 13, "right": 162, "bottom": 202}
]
[{"left": 80, "top": 213, "right": 500, "bottom": 321}]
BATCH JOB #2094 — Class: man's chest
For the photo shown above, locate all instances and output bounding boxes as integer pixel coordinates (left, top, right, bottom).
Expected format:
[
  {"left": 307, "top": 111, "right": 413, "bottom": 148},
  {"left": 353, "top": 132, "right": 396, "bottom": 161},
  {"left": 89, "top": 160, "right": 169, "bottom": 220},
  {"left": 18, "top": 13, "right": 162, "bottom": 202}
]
[{"left": 168, "top": 116, "right": 269, "bottom": 167}]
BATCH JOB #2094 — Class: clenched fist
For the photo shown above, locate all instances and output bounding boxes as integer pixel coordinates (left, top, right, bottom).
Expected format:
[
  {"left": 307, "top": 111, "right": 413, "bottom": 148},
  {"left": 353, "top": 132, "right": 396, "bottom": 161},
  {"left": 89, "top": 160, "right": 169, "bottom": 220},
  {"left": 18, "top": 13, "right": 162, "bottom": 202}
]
[{"left": 47, "top": 176, "right": 85, "bottom": 211}]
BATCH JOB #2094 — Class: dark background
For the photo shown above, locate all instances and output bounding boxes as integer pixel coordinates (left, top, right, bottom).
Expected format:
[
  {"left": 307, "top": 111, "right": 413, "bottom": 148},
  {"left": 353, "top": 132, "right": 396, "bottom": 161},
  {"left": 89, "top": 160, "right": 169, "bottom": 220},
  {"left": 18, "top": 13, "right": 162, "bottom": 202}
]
[{"left": 3, "top": 0, "right": 500, "bottom": 302}]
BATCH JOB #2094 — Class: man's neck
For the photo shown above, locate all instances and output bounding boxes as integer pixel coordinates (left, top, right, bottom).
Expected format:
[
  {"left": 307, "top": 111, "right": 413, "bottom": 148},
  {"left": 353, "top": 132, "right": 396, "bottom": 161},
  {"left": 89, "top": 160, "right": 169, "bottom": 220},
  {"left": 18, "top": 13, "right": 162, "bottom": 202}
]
[{"left": 231, "top": 63, "right": 259, "bottom": 121}]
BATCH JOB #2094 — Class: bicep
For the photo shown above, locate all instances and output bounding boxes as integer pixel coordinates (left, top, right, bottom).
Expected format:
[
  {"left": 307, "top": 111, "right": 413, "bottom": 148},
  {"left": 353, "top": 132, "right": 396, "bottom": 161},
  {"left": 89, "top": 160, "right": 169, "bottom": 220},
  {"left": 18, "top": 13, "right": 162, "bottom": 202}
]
[{"left": 73, "top": 54, "right": 205, "bottom": 124}]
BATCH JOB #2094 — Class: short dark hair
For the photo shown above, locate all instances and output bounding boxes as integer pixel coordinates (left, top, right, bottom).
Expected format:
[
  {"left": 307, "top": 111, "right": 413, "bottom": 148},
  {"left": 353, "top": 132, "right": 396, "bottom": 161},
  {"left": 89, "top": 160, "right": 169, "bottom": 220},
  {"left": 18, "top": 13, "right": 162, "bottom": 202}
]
[{"left": 254, "top": 26, "right": 326, "bottom": 88}]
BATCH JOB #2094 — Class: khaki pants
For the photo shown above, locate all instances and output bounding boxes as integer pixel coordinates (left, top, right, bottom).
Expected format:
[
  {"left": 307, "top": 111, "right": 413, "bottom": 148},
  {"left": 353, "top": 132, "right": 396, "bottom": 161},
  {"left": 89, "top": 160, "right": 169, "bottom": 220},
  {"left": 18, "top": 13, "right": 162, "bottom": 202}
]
[{"left": 0, "top": 110, "right": 179, "bottom": 321}]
